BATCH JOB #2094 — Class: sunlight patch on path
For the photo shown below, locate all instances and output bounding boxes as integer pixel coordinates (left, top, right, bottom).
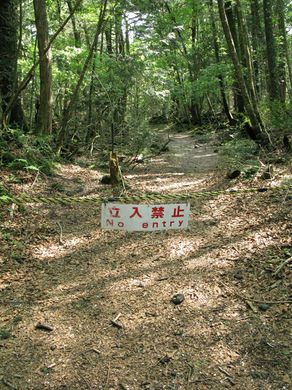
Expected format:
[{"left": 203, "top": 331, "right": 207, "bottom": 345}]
[{"left": 169, "top": 238, "right": 194, "bottom": 258}]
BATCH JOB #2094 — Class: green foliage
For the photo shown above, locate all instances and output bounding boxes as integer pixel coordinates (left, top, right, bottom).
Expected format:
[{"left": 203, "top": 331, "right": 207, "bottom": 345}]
[
  {"left": 5, "top": 0, "right": 292, "bottom": 156},
  {"left": 219, "top": 137, "right": 260, "bottom": 174},
  {"left": 0, "top": 128, "right": 57, "bottom": 175},
  {"left": 0, "top": 329, "right": 11, "bottom": 340},
  {"left": 260, "top": 100, "right": 292, "bottom": 143},
  {"left": 192, "top": 63, "right": 233, "bottom": 100},
  {"left": 0, "top": 182, "right": 11, "bottom": 198}
]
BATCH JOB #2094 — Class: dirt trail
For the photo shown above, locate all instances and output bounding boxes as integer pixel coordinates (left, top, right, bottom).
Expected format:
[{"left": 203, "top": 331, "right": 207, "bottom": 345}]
[
  {"left": 0, "top": 132, "right": 291, "bottom": 390},
  {"left": 135, "top": 132, "right": 219, "bottom": 176},
  {"left": 164, "top": 132, "right": 219, "bottom": 173}
]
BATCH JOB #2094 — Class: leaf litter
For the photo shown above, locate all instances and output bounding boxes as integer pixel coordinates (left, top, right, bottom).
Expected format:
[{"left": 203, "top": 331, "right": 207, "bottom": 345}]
[{"left": 0, "top": 132, "right": 291, "bottom": 390}]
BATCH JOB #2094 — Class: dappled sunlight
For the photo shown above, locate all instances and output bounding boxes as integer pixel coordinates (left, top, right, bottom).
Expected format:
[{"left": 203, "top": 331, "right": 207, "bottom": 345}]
[
  {"left": 169, "top": 238, "right": 194, "bottom": 258},
  {"left": 190, "top": 152, "right": 218, "bottom": 159},
  {"left": 186, "top": 255, "right": 232, "bottom": 270},
  {"left": 125, "top": 172, "right": 185, "bottom": 179},
  {"left": 0, "top": 269, "right": 27, "bottom": 291},
  {"left": 148, "top": 179, "right": 207, "bottom": 192},
  {"left": 173, "top": 152, "right": 217, "bottom": 159},
  {"left": 33, "top": 237, "right": 85, "bottom": 260},
  {"left": 210, "top": 342, "right": 241, "bottom": 365},
  {"left": 31, "top": 230, "right": 103, "bottom": 261},
  {"left": 1, "top": 132, "right": 290, "bottom": 389}
]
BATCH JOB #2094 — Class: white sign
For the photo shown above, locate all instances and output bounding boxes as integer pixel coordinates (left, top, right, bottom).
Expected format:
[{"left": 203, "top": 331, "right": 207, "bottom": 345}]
[{"left": 101, "top": 203, "right": 190, "bottom": 232}]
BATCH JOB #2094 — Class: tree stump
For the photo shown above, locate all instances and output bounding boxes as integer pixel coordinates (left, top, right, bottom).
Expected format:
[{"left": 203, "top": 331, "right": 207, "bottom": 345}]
[{"left": 109, "top": 151, "right": 123, "bottom": 187}]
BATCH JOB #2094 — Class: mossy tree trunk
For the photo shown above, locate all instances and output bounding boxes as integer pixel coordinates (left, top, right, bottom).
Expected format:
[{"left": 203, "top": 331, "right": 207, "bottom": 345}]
[
  {"left": 218, "top": 0, "right": 269, "bottom": 144},
  {"left": 263, "top": 0, "right": 280, "bottom": 101},
  {"left": 0, "top": 0, "right": 26, "bottom": 129}
]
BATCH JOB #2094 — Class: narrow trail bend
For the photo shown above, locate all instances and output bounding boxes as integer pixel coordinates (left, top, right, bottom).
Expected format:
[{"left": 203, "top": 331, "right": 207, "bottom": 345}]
[{"left": 0, "top": 132, "right": 291, "bottom": 390}]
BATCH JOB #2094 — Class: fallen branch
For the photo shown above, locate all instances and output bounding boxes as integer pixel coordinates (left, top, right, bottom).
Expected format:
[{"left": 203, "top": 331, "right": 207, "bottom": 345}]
[
  {"left": 30, "top": 171, "right": 40, "bottom": 188},
  {"left": 218, "top": 366, "right": 233, "bottom": 378},
  {"left": 219, "top": 282, "right": 292, "bottom": 305},
  {"left": 91, "top": 348, "right": 101, "bottom": 354},
  {"left": 110, "top": 313, "right": 123, "bottom": 329},
  {"left": 238, "top": 294, "right": 292, "bottom": 305},
  {"left": 273, "top": 257, "right": 292, "bottom": 276},
  {"left": 35, "top": 322, "right": 54, "bottom": 332},
  {"left": 1, "top": 377, "right": 17, "bottom": 390},
  {"left": 56, "top": 221, "right": 64, "bottom": 245}
]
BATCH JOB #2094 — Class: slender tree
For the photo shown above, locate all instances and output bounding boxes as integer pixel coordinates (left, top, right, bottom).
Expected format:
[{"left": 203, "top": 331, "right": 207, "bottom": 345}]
[
  {"left": 33, "top": 0, "right": 53, "bottom": 135},
  {"left": 208, "top": 0, "right": 234, "bottom": 124},
  {"left": 217, "top": 0, "right": 269, "bottom": 143},
  {"left": 66, "top": 0, "right": 81, "bottom": 48},
  {"left": 224, "top": 0, "right": 244, "bottom": 113},
  {"left": 275, "top": 0, "right": 291, "bottom": 99},
  {"left": 250, "top": 0, "right": 264, "bottom": 97},
  {"left": 263, "top": 0, "right": 280, "bottom": 101},
  {"left": 57, "top": 0, "right": 108, "bottom": 151}
]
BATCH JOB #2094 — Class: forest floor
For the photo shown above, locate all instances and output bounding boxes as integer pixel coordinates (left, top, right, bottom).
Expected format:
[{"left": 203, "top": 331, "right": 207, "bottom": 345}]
[{"left": 0, "top": 129, "right": 291, "bottom": 390}]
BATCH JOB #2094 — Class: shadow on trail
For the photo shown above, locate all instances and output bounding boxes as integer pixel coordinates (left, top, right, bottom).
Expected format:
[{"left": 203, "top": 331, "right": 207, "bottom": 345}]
[{"left": 0, "top": 131, "right": 290, "bottom": 389}]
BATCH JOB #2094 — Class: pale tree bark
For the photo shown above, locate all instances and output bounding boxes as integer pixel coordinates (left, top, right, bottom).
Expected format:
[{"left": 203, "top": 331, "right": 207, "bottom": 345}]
[
  {"left": 217, "top": 0, "right": 270, "bottom": 144},
  {"left": 275, "top": 0, "right": 291, "bottom": 100},
  {"left": 33, "top": 0, "right": 53, "bottom": 135},
  {"left": 208, "top": 0, "right": 234, "bottom": 124},
  {"left": 124, "top": 14, "right": 130, "bottom": 55},
  {"left": 224, "top": 0, "right": 244, "bottom": 113}
]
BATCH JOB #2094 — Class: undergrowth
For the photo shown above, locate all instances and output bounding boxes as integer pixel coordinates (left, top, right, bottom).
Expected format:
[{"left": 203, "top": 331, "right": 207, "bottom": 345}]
[
  {"left": 0, "top": 128, "right": 57, "bottom": 175},
  {"left": 219, "top": 137, "right": 260, "bottom": 176}
]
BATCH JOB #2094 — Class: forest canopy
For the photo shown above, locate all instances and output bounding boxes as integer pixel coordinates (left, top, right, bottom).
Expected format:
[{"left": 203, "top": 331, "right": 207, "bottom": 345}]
[{"left": 0, "top": 0, "right": 291, "bottom": 163}]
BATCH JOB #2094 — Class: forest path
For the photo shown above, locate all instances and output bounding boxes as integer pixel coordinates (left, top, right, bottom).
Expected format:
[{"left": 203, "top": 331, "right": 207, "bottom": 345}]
[
  {"left": 166, "top": 132, "right": 219, "bottom": 173},
  {"left": 0, "top": 131, "right": 291, "bottom": 390}
]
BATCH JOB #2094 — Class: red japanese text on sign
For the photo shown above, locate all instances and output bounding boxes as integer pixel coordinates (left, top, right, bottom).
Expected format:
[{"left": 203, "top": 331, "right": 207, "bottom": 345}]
[
  {"left": 109, "top": 207, "right": 121, "bottom": 218},
  {"left": 151, "top": 206, "right": 165, "bottom": 218},
  {"left": 130, "top": 206, "right": 143, "bottom": 219},
  {"left": 172, "top": 205, "right": 185, "bottom": 218},
  {"left": 101, "top": 203, "right": 190, "bottom": 232}
]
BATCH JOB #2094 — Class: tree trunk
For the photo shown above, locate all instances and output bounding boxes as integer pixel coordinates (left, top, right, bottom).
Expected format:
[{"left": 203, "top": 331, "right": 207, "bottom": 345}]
[
  {"left": 86, "top": 40, "right": 98, "bottom": 144},
  {"left": 66, "top": 0, "right": 81, "bottom": 48},
  {"left": 224, "top": 0, "right": 244, "bottom": 114},
  {"left": 208, "top": 0, "right": 234, "bottom": 124},
  {"left": 124, "top": 14, "right": 130, "bottom": 55},
  {"left": 275, "top": 0, "right": 291, "bottom": 100},
  {"left": 218, "top": 0, "right": 269, "bottom": 143},
  {"left": 235, "top": 0, "right": 257, "bottom": 103},
  {"left": 0, "top": 0, "right": 26, "bottom": 129},
  {"left": 105, "top": 21, "right": 113, "bottom": 54},
  {"left": 164, "top": 1, "right": 201, "bottom": 125},
  {"left": 263, "top": 0, "right": 280, "bottom": 101},
  {"left": 250, "top": 0, "right": 264, "bottom": 97},
  {"left": 33, "top": 0, "right": 53, "bottom": 135}
]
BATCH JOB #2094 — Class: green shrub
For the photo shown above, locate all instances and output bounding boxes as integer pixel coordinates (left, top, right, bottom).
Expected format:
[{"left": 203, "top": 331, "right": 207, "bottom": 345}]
[
  {"left": 0, "top": 128, "right": 57, "bottom": 175},
  {"left": 219, "top": 138, "right": 259, "bottom": 173}
]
